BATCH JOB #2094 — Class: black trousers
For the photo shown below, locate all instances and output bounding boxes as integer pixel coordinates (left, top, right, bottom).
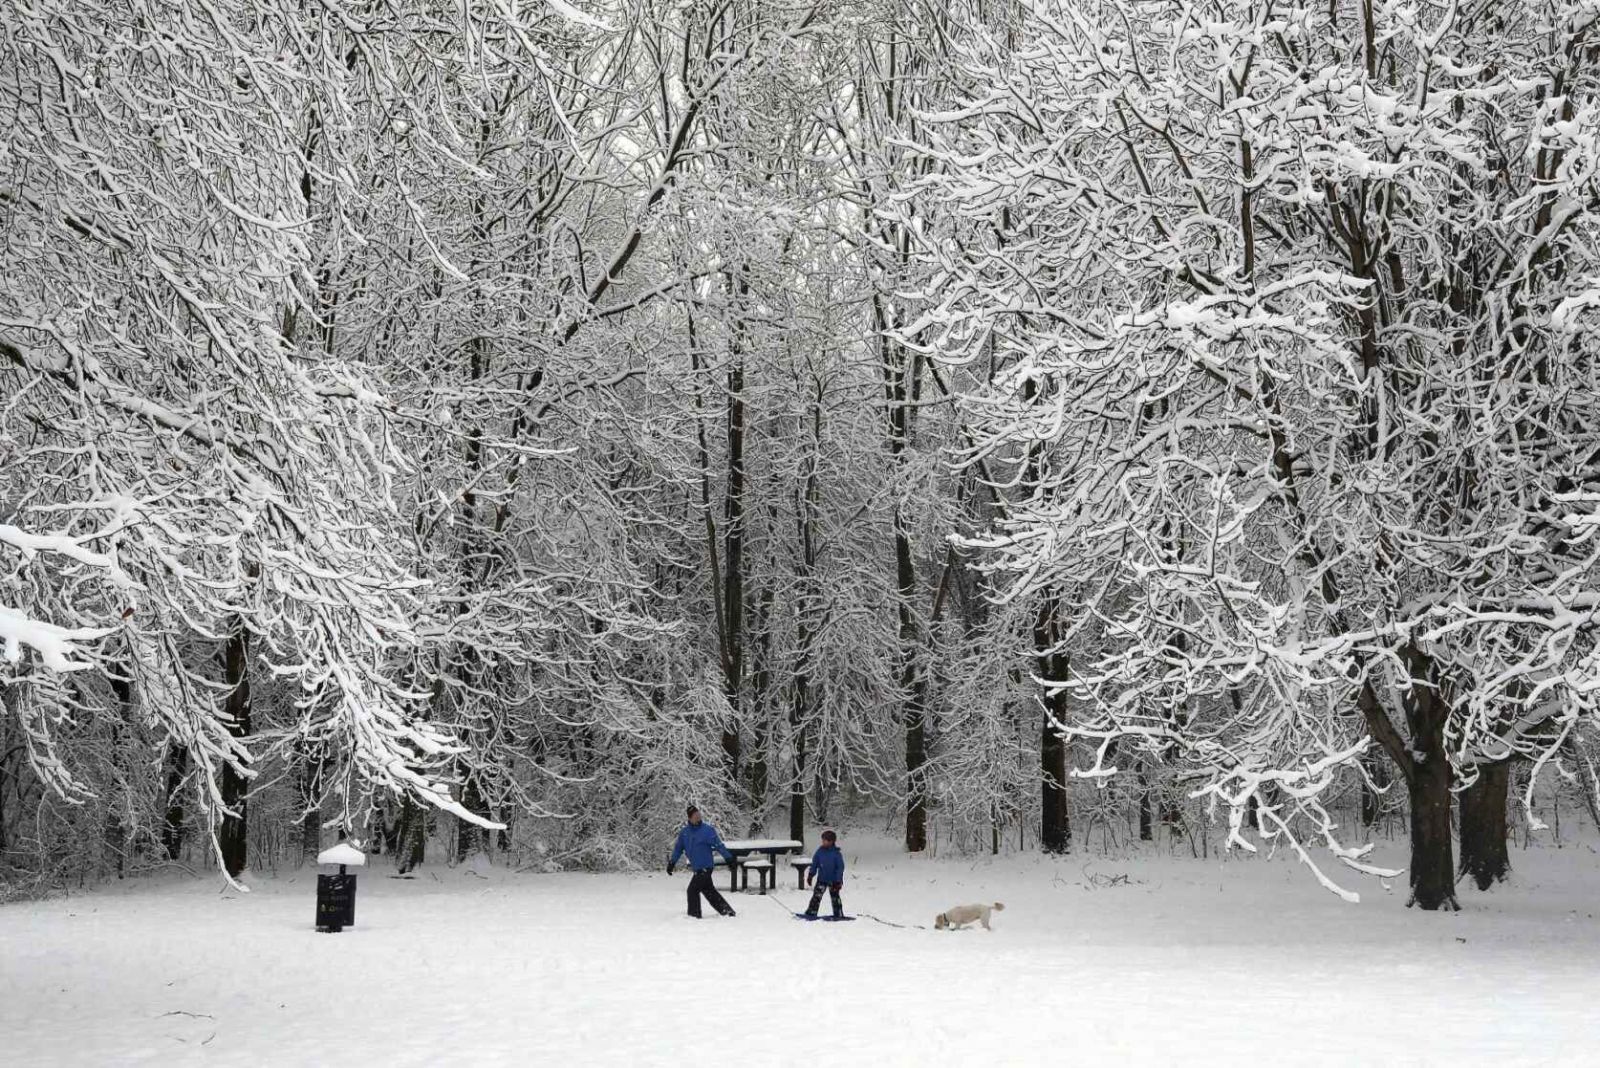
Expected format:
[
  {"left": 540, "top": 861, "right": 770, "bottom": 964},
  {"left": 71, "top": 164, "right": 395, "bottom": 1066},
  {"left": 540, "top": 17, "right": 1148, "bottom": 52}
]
[
  {"left": 805, "top": 881, "right": 843, "bottom": 918},
  {"left": 687, "top": 867, "right": 733, "bottom": 917}
]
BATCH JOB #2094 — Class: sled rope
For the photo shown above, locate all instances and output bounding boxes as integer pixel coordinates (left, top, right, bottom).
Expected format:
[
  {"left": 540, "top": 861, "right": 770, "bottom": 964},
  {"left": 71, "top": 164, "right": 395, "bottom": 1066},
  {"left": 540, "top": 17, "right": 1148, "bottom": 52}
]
[
  {"left": 767, "top": 888, "right": 927, "bottom": 929},
  {"left": 856, "top": 912, "right": 927, "bottom": 931}
]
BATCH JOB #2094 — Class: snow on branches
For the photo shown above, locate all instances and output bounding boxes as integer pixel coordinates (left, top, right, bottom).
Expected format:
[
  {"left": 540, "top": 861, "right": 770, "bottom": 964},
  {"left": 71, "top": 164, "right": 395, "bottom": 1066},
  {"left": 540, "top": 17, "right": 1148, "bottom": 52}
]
[{"left": 904, "top": 0, "right": 1600, "bottom": 904}]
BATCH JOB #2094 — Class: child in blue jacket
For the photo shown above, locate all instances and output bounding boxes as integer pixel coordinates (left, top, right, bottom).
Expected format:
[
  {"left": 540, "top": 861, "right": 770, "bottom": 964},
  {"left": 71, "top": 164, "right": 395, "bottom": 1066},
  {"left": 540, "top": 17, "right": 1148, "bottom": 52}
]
[{"left": 804, "top": 829, "right": 846, "bottom": 919}]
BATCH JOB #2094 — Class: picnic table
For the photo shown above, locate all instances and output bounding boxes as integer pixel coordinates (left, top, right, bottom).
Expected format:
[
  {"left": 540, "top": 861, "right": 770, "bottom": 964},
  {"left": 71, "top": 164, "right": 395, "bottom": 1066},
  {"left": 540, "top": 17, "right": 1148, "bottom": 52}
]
[{"left": 721, "top": 838, "right": 803, "bottom": 892}]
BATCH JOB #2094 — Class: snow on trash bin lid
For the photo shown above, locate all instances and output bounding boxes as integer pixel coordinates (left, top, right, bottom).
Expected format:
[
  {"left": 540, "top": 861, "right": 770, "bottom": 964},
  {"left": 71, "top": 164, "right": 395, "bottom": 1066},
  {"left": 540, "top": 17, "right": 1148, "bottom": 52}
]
[{"left": 316, "top": 843, "right": 367, "bottom": 867}]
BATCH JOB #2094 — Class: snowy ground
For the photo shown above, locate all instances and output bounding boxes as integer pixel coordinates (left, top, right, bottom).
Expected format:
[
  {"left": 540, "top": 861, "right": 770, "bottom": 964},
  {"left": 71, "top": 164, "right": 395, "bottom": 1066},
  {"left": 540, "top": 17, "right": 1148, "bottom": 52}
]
[{"left": 4, "top": 829, "right": 1598, "bottom": 1066}]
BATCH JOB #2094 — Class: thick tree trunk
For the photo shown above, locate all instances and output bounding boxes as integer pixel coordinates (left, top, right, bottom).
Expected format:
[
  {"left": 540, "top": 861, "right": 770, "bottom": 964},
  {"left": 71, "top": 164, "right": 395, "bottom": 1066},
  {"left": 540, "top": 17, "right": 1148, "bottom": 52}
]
[
  {"left": 789, "top": 602, "right": 813, "bottom": 847},
  {"left": 396, "top": 796, "right": 426, "bottom": 874},
  {"left": 1458, "top": 760, "right": 1511, "bottom": 890},
  {"left": 1407, "top": 753, "right": 1458, "bottom": 909},
  {"left": 1035, "top": 594, "right": 1070, "bottom": 855},
  {"left": 1394, "top": 647, "right": 1459, "bottom": 911},
  {"left": 791, "top": 389, "right": 822, "bottom": 849},
  {"left": 218, "top": 626, "right": 251, "bottom": 878},
  {"left": 1138, "top": 771, "right": 1154, "bottom": 842},
  {"left": 1039, "top": 710, "right": 1069, "bottom": 853},
  {"left": 789, "top": 731, "right": 807, "bottom": 844},
  {"left": 897, "top": 506, "right": 929, "bottom": 853}
]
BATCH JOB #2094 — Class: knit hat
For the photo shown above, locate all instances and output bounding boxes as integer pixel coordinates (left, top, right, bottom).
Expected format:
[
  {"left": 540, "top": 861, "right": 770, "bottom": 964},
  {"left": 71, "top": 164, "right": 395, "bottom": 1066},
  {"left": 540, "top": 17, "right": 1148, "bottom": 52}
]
[{"left": 821, "top": 829, "right": 836, "bottom": 842}]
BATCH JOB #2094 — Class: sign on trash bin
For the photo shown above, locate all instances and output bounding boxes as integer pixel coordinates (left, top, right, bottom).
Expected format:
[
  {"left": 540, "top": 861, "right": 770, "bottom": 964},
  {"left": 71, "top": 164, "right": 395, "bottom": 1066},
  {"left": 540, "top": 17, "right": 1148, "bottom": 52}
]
[
  {"left": 315, "top": 843, "right": 365, "bottom": 933},
  {"left": 316, "top": 873, "right": 357, "bottom": 932}
]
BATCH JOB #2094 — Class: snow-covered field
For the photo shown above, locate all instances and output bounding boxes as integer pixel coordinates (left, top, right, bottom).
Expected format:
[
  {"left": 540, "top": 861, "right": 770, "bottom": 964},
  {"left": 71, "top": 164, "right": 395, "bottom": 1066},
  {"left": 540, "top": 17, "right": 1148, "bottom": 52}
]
[{"left": 4, "top": 831, "right": 1598, "bottom": 1066}]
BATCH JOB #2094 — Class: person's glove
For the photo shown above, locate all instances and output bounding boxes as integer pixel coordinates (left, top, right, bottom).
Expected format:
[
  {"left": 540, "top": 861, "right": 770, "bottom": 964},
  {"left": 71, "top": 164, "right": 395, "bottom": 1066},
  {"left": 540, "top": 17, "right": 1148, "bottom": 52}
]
[
  {"left": 667, "top": 863, "right": 675, "bottom": 876},
  {"left": 806, "top": 874, "right": 814, "bottom": 887}
]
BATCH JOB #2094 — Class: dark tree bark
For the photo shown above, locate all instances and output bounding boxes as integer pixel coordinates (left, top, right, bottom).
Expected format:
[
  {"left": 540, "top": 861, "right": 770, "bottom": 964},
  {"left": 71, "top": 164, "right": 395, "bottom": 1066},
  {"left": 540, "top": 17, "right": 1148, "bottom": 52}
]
[
  {"left": 1393, "top": 649, "right": 1459, "bottom": 911},
  {"left": 790, "top": 391, "right": 822, "bottom": 847},
  {"left": 1137, "top": 761, "right": 1154, "bottom": 842},
  {"left": 218, "top": 626, "right": 251, "bottom": 878},
  {"left": 1035, "top": 593, "right": 1070, "bottom": 854},
  {"left": 396, "top": 796, "right": 426, "bottom": 875},
  {"left": 1458, "top": 760, "right": 1511, "bottom": 890},
  {"left": 0, "top": 750, "right": 8, "bottom": 854},
  {"left": 895, "top": 506, "right": 929, "bottom": 853},
  {"left": 1356, "top": 669, "right": 1460, "bottom": 910},
  {"left": 0, "top": 693, "right": 12, "bottom": 854},
  {"left": 1407, "top": 751, "right": 1456, "bottom": 909}
]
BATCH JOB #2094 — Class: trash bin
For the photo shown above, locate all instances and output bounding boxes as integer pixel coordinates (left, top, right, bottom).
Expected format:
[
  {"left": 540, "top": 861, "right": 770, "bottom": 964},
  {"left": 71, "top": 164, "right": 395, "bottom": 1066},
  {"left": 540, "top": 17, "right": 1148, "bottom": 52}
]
[{"left": 315, "top": 843, "right": 366, "bottom": 933}]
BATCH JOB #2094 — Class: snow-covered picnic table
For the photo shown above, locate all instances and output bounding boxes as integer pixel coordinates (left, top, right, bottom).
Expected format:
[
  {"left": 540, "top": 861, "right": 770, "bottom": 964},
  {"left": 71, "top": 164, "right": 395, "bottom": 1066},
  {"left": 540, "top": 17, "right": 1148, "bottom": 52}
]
[{"left": 721, "top": 839, "right": 803, "bottom": 892}]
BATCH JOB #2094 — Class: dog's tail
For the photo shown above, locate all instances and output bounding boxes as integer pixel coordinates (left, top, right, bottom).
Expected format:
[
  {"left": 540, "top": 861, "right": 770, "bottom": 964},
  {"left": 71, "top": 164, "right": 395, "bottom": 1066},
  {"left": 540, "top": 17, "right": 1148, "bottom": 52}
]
[{"left": 993, "top": 901, "right": 1006, "bottom": 911}]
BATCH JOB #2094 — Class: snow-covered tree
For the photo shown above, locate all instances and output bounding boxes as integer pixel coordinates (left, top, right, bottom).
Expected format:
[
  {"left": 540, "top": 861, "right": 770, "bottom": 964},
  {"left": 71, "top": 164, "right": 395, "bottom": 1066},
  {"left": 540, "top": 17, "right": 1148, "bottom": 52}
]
[{"left": 907, "top": 0, "right": 1600, "bottom": 907}]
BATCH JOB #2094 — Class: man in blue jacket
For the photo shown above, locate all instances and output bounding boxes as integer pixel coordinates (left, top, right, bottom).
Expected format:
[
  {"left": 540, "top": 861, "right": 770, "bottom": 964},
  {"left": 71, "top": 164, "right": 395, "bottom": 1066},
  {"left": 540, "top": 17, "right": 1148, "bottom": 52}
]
[{"left": 668, "top": 805, "right": 737, "bottom": 918}]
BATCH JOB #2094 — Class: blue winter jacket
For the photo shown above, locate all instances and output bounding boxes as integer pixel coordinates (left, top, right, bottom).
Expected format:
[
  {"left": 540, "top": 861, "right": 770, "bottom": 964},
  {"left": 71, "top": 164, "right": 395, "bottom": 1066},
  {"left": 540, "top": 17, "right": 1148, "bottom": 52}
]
[
  {"left": 808, "top": 844, "right": 845, "bottom": 885},
  {"left": 670, "top": 821, "right": 734, "bottom": 871}
]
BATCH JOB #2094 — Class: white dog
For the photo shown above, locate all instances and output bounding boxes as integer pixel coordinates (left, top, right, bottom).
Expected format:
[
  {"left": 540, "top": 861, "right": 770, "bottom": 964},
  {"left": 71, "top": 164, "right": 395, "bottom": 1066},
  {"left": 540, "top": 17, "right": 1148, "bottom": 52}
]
[{"left": 934, "top": 901, "right": 1005, "bottom": 931}]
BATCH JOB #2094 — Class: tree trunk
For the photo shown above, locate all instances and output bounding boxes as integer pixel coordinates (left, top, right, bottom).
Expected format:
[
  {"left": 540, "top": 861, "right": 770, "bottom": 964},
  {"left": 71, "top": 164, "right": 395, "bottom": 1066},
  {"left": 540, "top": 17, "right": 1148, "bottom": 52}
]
[
  {"left": 1458, "top": 760, "right": 1511, "bottom": 890},
  {"left": 897, "top": 505, "right": 929, "bottom": 853},
  {"left": 1395, "top": 647, "right": 1459, "bottom": 911},
  {"left": 1137, "top": 761, "right": 1154, "bottom": 842},
  {"left": 1035, "top": 594, "right": 1070, "bottom": 854},
  {"left": 790, "top": 381, "right": 822, "bottom": 849},
  {"left": 719, "top": 287, "right": 750, "bottom": 793},
  {"left": 218, "top": 626, "right": 251, "bottom": 878},
  {"left": 789, "top": 728, "right": 807, "bottom": 845},
  {"left": 396, "top": 796, "right": 426, "bottom": 875},
  {"left": 1407, "top": 753, "right": 1458, "bottom": 909},
  {"left": 1039, "top": 709, "right": 1069, "bottom": 853},
  {"left": 788, "top": 612, "right": 813, "bottom": 847}
]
